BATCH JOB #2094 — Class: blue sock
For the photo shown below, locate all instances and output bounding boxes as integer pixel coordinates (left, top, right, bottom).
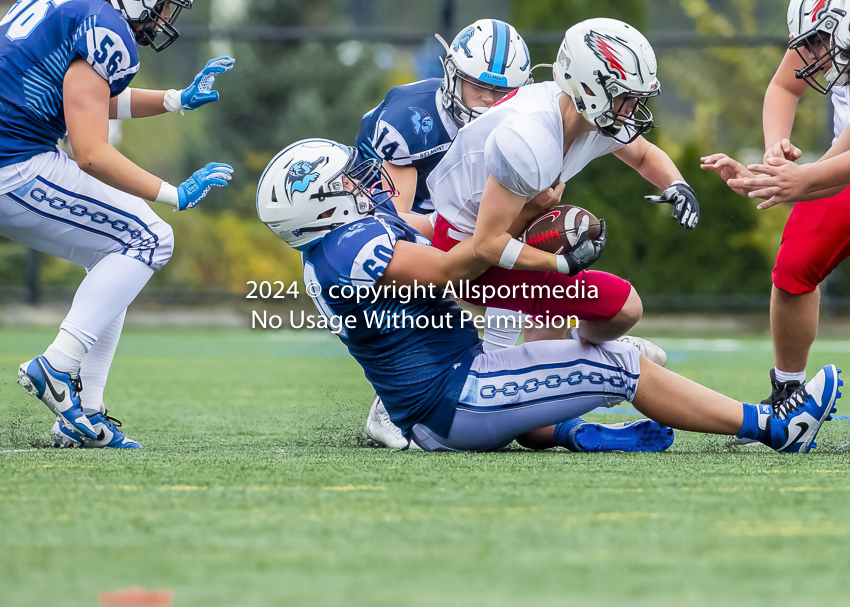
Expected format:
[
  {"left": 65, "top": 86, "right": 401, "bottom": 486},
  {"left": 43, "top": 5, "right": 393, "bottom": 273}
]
[
  {"left": 738, "top": 403, "right": 766, "bottom": 442},
  {"left": 553, "top": 417, "right": 586, "bottom": 452}
]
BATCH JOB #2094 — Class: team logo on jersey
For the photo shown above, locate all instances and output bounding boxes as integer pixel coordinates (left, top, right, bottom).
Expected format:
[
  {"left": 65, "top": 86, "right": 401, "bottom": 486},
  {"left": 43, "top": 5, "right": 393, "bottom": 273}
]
[
  {"left": 452, "top": 26, "right": 476, "bottom": 58},
  {"left": 285, "top": 157, "right": 326, "bottom": 202},
  {"left": 338, "top": 224, "right": 367, "bottom": 243},
  {"left": 585, "top": 31, "right": 644, "bottom": 84},
  {"left": 409, "top": 107, "right": 434, "bottom": 144}
]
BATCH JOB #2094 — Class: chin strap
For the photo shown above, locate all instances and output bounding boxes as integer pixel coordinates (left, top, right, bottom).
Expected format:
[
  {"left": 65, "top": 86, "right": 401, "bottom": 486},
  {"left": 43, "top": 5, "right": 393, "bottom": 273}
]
[{"left": 563, "top": 76, "right": 593, "bottom": 126}]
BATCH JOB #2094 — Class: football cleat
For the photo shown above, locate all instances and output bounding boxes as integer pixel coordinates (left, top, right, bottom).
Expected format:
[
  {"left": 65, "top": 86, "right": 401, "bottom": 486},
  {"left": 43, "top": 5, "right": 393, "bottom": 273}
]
[
  {"left": 567, "top": 419, "right": 674, "bottom": 453},
  {"left": 51, "top": 411, "right": 141, "bottom": 449},
  {"left": 366, "top": 395, "right": 409, "bottom": 449},
  {"left": 616, "top": 335, "right": 668, "bottom": 367},
  {"left": 762, "top": 365, "right": 841, "bottom": 453},
  {"left": 17, "top": 356, "right": 99, "bottom": 440},
  {"left": 762, "top": 368, "right": 803, "bottom": 406}
]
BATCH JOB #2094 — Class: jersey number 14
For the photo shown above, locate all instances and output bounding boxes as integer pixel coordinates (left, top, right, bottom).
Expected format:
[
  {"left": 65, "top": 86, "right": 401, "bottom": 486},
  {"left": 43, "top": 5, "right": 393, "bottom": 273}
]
[{"left": 373, "top": 127, "right": 399, "bottom": 162}]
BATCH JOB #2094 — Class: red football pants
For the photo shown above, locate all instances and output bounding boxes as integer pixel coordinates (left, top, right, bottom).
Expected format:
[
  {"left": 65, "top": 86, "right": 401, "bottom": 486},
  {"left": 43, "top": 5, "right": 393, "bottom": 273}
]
[
  {"left": 773, "top": 186, "right": 850, "bottom": 294},
  {"left": 432, "top": 215, "right": 631, "bottom": 322}
]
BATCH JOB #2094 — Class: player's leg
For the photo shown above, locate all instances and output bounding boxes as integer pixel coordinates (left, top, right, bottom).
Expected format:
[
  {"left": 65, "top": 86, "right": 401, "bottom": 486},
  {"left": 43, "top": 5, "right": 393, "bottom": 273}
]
[
  {"left": 514, "top": 325, "right": 671, "bottom": 452},
  {"left": 632, "top": 357, "right": 839, "bottom": 452},
  {"left": 411, "top": 337, "right": 654, "bottom": 451},
  {"left": 1, "top": 152, "right": 172, "bottom": 439},
  {"left": 50, "top": 309, "right": 140, "bottom": 449},
  {"left": 768, "top": 188, "right": 850, "bottom": 401},
  {"left": 79, "top": 310, "right": 126, "bottom": 417}
]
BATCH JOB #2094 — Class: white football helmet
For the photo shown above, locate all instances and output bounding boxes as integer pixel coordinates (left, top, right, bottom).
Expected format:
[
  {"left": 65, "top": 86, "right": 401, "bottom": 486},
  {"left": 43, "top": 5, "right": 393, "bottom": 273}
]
[
  {"left": 437, "top": 19, "right": 533, "bottom": 127},
  {"left": 257, "top": 139, "right": 395, "bottom": 250},
  {"left": 788, "top": 0, "right": 850, "bottom": 93},
  {"left": 553, "top": 18, "right": 660, "bottom": 144},
  {"left": 109, "top": 0, "right": 192, "bottom": 51}
]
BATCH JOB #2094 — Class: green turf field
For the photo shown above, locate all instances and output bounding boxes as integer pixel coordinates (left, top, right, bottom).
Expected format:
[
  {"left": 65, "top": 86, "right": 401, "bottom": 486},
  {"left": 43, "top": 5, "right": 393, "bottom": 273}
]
[{"left": 1, "top": 327, "right": 849, "bottom": 606}]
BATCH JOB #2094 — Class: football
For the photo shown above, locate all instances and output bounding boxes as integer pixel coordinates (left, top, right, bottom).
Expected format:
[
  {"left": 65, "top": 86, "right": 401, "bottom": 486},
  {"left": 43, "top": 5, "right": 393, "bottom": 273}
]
[{"left": 520, "top": 204, "right": 602, "bottom": 255}]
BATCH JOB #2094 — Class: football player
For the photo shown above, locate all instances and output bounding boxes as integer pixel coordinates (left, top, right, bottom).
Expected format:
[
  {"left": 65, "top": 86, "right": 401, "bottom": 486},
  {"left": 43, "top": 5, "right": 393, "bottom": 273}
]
[
  {"left": 355, "top": 19, "right": 583, "bottom": 448},
  {"left": 356, "top": 19, "right": 532, "bottom": 216},
  {"left": 0, "top": 0, "right": 234, "bottom": 448},
  {"left": 701, "top": 0, "right": 850, "bottom": 411},
  {"left": 426, "top": 19, "right": 698, "bottom": 353},
  {"left": 257, "top": 138, "right": 838, "bottom": 454}
]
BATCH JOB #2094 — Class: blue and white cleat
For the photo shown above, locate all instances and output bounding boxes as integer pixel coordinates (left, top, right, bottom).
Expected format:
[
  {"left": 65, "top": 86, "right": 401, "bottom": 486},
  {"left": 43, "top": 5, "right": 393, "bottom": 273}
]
[
  {"left": 568, "top": 419, "right": 674, "bottom": 452},
  {"left": 17, "top": 356, "right": 98, "bottom": 440},
  {"left": 762, "top": 365, "right": 841, "bottom": 453},
  {"left": 51, "top": 411, "right": 141, "bottom": 449}
]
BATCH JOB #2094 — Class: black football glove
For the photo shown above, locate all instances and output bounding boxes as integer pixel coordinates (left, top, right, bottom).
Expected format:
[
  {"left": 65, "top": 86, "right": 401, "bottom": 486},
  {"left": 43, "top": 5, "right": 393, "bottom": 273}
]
[
  {"left": 645, "top": 181, "right": 699, "bottom": 230},
  {"left": 557, "top": 218, "right": 606, "bottom": 276}
]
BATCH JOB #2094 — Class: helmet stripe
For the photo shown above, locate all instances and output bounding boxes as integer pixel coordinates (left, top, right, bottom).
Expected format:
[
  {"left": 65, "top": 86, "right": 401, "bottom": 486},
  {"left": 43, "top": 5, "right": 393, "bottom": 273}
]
[{"left": 488, "top": 20, "right": 510, "bottom": 75}]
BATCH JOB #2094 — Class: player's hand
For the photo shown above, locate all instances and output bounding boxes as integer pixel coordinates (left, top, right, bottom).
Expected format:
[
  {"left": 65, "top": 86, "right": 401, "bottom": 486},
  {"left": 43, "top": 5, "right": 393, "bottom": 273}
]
[
  {"left": 557, "top": 217, "right": 606, "bottom": 276},
  {"left": 700, "top": 153, "right": 755, "bottom": 197},
  {"left": 180, "top": 56, "right": 236, "bottom": 111},
  {"left": 732, "top": 157, "right": 811, "bottom": 209},
  {"left": 644, "top": 181, "right": 699, "bottom": 230},
  {"left": 764, "top": 139, "right": 802, "bottom": 162},
  {"left": 177, "top": 163, "right": 234, "bottom": 210}
]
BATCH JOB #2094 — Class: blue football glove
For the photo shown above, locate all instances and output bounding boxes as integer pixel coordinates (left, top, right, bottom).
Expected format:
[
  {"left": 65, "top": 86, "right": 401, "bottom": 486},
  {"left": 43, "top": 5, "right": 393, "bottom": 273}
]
[
  {"left": 177, "top": 163, "right": 234, "bottom": 210},
  {"left": 179, "top": 56, "right": 236, "bottom": 111}
]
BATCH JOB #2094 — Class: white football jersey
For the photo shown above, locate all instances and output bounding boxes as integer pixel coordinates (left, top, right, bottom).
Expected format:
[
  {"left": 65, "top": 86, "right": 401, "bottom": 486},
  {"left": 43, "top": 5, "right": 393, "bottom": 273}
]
[
  {"left": 428, "top": 81, "right": 625, "bottom": 235},
  {"left": 831, "top": 87, "right": 849, "bottom": 145}
]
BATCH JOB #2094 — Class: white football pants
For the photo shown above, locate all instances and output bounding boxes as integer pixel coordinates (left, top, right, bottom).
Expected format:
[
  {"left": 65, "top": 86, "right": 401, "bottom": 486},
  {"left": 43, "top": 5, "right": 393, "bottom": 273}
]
[
  {"left": 0, "top": 150, "right": 173, "bottom": 350},
  {"left": 411, "top": 337, "right": 641, "bottom": 451}
]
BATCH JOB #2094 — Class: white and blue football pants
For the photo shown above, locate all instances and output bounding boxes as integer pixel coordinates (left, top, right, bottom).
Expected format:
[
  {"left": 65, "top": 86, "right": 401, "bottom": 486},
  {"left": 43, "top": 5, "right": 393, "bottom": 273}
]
[
  {"left": 0, "top": 150, "right": 173, "bottom": 351},
  {"left": 411, "top": 337, "right": 641, "bottom": 452}
]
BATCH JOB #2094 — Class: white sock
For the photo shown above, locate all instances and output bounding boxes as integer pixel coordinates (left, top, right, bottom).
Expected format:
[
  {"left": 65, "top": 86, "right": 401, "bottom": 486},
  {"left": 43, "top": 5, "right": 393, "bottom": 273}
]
[
  {"left": 43, "top": 329, "right": 87, "bottom": 375},
  {"left": 80, "top": 310, "right": 125, "bottom": 416},
  {"left": 59, "top": 253, "right": 153, "bottom": 351},
  {"left": 774, "top": 368, "right": 806, "bottom": 384},
  {"left": 482, "top": 308, "right": 524, "bottom": 352}
]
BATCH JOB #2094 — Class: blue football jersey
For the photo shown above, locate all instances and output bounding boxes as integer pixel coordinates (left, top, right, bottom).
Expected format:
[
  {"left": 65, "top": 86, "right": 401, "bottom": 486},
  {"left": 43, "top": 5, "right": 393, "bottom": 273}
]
[
  {"left": 355, "top": 79, "right": 458, "bottom": 215},
  {"left": 302, "top": 211, "right": 481, "bottom": 435},
  {"left": 0, "top": 0, "right": 140, "bottom": 167}
]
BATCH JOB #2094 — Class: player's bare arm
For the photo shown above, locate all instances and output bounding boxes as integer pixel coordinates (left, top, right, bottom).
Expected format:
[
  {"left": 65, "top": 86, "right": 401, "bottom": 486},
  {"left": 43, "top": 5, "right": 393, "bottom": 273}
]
[
  {"left": 389, "top": 182, "right": 557, "bottom": 288},
  {"left": 65, "top": 59, "right": 163, "bottom": 201},
  {"left": 108, "top": 56, "right": 235, "bottom": 120},
  {"left": 382, "top": 161, "right": 418, "bottom": 214},
  {"left": 613, "top": 135, "right": 682, "bottom": 189},
  {"left": 763, "top": 49, "right": 808, "bottom": 161},
  {"left": 614, "top": 135, "right": 700, "bottom": 229},
  {"left": 380, "top": 238, "right": 489, "bottom": 288},
  {"left": 66, "top": 60, "right": 233, "bottom": 211},
  {"left": 472, "top": 175, "right": 561, "bottom": 272}
]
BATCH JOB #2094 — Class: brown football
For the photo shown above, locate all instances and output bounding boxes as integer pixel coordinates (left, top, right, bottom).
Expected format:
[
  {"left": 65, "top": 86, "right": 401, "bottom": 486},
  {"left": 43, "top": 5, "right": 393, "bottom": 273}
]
[{"left": 520, "top": 205, "right": 602, "bottom": 255}]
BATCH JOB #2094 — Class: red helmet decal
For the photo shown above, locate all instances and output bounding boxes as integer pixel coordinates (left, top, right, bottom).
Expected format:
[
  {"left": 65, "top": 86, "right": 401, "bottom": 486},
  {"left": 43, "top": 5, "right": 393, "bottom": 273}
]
[
  {"left": 812, "top": 0, "right": 828, "bottom": 22},
  {"left": 585, "top": 31, "right": 644, "bottom": 84}
]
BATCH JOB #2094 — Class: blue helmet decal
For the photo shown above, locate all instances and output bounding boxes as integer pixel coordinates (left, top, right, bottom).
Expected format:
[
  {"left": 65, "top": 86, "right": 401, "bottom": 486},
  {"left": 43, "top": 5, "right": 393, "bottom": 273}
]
[
  {"left": 409, "top": 107, "right": 434, "bottom": 144},
  {"left": 285, "top": 157, "right": 326, "bottom": 201},
  {"left": 452, "top": 26, "right": 475, "bottom": 58},
  {"left": 477, "top": 72, "right": 509, "bottom": 87},
  {"left": 487, "top": 20, "right": 510, "bottom": 75}
]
